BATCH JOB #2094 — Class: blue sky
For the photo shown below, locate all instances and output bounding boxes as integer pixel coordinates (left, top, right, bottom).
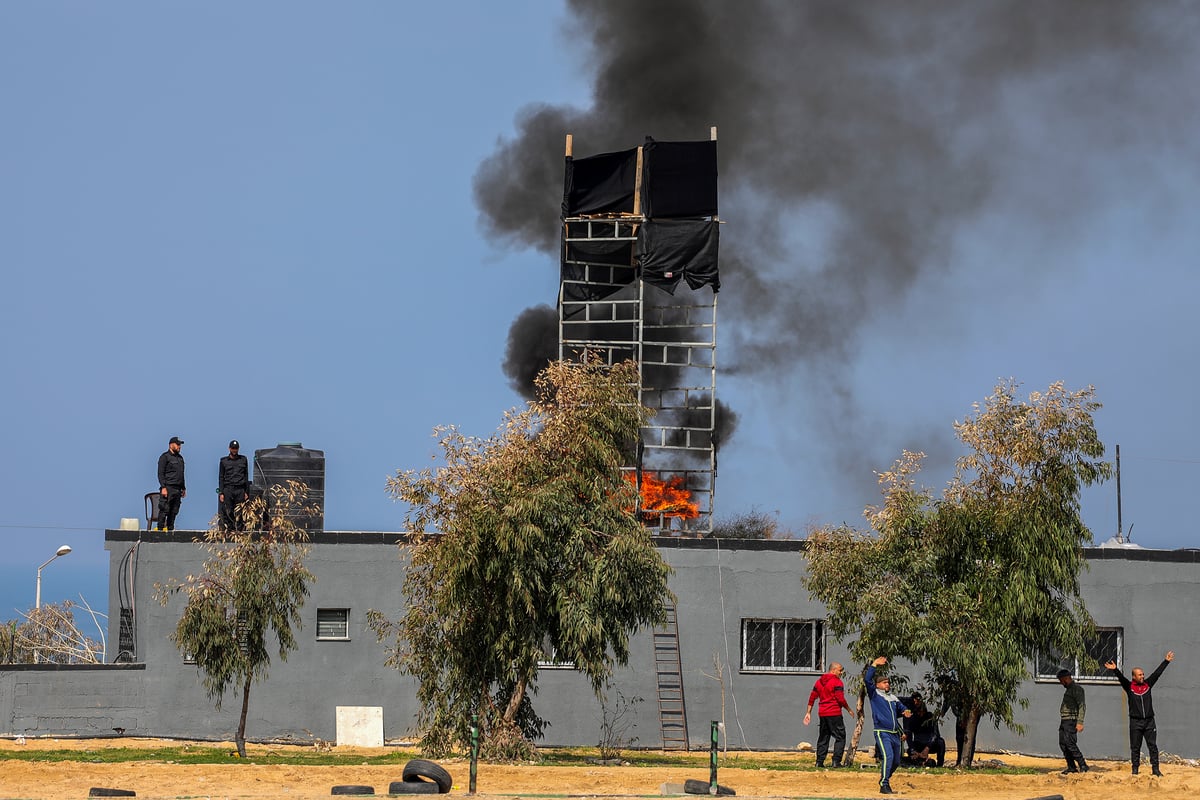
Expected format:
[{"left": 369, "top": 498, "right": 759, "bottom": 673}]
[{"left": 3, "top": 3, "right": 1198, "bottom": 631}]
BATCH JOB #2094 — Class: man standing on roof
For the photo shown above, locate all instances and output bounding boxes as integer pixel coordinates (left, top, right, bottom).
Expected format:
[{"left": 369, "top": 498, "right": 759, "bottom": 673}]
[
  {"left": 803, "top": 661, "right": 852, "bottom": 768},
  {"left": 218, "top": 440, "right": 250, "bottom": 531},
  {"left": 1106, "top": 650, "right": 1174, "bottom": 776},
  {"left": 865, "top": 656, "right": 913, "bottom": 795},
  {"left": 1056, "top": 668, "right": 1089, "bottom": 774},
  {"left": 156, "top": 436, "right": 186, "bottom": 531}
]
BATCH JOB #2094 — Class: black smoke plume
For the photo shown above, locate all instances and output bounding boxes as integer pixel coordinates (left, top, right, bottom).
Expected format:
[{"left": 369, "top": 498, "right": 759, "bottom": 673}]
[{"left": 479, "top": 1, "right": 1197, "bottom": 499}]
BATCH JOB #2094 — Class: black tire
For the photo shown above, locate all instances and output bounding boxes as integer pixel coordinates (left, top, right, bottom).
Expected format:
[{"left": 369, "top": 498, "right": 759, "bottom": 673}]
[
  {"left": 402, "top": 759, "right": 453, "bottom": 793},
  {"left": 683, "top": 779, "right": 735, "bottom": 796},
  {"left": 388, "top": 779, "right": 441, "bottom": 794},
  {"left": 331, "top": 785, "right": 375, "bottom": 795},
  {"left": 88, "top": 790, "right": 136, "bottom": 798}
]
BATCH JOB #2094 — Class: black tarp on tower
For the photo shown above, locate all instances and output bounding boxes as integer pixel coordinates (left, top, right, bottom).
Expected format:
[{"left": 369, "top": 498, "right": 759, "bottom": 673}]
[{"left": 561, "top": 137, "right": 719, "bottom": 298}]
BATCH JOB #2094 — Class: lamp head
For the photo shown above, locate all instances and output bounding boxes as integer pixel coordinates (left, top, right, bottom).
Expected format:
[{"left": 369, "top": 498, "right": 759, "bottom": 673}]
[{"left": 55, "top": 545, "right": 72, "bottom": 557}]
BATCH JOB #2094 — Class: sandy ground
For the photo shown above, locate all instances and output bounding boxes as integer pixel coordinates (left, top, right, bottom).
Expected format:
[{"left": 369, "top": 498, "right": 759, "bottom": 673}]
[{"left": 1, "top": 737, "right": 1197, "bottom": 800}]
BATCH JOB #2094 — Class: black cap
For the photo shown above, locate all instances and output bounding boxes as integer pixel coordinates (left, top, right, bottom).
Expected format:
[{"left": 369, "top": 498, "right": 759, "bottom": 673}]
[
  {"left": 229, "top": 440, "right": 240, "bottom": 449},
  {"left": 169, "top": 436, "right": 184, "bottom": 445},
  {"left": 1056, "top": 668, "right": 1072, "bottom": 679}
]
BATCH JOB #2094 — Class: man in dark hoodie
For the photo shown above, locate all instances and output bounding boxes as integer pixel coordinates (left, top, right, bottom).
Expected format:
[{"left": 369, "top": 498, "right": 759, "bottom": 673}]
[
  {"left": 1106, "top": 650, "right": 1174, "bottom": 776},
  {"left": 803, "top": 662, "right": 852, "bottom": 767}
]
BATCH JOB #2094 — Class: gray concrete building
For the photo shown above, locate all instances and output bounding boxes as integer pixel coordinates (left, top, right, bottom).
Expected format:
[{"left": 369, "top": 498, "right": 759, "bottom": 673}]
[{"left": 2, "top": 531, "right": 1198, "bottom": 762}]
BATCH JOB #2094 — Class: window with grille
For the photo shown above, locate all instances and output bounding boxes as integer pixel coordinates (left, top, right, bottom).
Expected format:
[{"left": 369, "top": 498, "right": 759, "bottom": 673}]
[
  {"left": 316, "top": 608, "right": 350, "bottom": 641},
  {"left": 1036, "top": 627, "right": 1122, "bottom": 682},
  {"left": 741, "top": 618, "right": 825, "bottom": 672}
]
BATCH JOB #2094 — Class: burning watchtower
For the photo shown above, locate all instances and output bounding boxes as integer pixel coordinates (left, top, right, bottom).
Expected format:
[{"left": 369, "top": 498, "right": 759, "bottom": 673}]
[{"left": 559, "top": 131, "right": 720, "bottom": 534}]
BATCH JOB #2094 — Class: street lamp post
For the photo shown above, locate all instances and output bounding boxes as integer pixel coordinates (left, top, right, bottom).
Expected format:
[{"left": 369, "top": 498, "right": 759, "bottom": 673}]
[
  {"left": 35, "top": 544, "right": 72, "bottom": 610},
  {"left": 33, "top": 544, "right": 72, "bottom": 664}
]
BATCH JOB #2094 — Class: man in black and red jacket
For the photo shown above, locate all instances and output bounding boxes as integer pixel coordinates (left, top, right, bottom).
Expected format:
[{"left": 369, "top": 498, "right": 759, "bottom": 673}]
[
  {"left": 803, "top": 662, "right": 852, "bottom": 768},
  {"left": 1105, "top": 650, "right": 1175, "bottom": 776}
]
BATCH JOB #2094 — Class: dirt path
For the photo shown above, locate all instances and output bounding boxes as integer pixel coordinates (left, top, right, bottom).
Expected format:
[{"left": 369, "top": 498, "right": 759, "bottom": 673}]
[{"left": 2, "top": 738, "right": 1197, "bottom": 800}]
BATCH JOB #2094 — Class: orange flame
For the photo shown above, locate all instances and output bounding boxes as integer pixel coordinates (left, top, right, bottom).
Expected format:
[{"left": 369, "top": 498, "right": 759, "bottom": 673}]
[{"left": 625, "top": 472, "right": 699, "bottom": 520}]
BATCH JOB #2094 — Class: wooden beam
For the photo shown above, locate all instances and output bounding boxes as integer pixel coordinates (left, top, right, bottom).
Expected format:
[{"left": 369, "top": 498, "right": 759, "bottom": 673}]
[
  {"left": 633, "top": 146, "right": 644, "bottom": 216},
  {"left": 565, "top": 134, "right": 573, "bottom": 157}
]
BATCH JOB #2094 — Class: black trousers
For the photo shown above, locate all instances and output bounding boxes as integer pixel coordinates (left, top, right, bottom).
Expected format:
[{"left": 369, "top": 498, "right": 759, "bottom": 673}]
[
  {"left": 1130, "top": 717, "right": 1159, "bottom": 768},
  {"left": 910, "top": 735, "right": 946, "bottom": 767},
  {"left": 814, "top": 715, "right": 846, "bottom": 766},
  {"left": 220, "top": 486, "right": 247, "bottom": 531},
  {"left": 158, "top": 487, "right": 183, "bottom": 531},
  {"left": 1059, "top": 718, "right": 1085, "bottom": 768}
]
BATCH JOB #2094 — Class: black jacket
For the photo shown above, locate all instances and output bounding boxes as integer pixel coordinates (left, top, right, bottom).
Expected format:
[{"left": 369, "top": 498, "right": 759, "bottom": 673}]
[
  {"left": 219, "top": 454, "right": 249, "bottom": 491},
  {"left": 158, "top": 450, "right": 186, "bottom": 490},
  {"left": 1113, "top": 660, "right": 1170, "bottom": 720}
]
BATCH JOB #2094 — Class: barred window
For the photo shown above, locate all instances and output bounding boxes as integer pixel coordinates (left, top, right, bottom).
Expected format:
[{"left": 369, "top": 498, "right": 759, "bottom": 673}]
[
  {"left": 742, "top": 618, "right": 824, "bottom": 672},
  {"left": 316, "top": 608, "right": 350, "bottom": 641},
  {"left": 1036, "top": 627, "right": 1122, "bottom": 681}
]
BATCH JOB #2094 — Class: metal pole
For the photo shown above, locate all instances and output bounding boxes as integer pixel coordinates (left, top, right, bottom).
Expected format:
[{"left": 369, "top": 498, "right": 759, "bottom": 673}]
[
  {"left": 469, "top": 712, "right": 479, "bottom": 794},
  {"left": 1116, "top": 444, "right": 1124, "bottom": 542},
  {"left": 33, "top": 545, "right": 72, "bottom": 663},
  {"left": 709, "top": 720, "right": 719, "bottom": 794},
  {"left": 35, "top": 546, "right": 72, "bottom": 609}
]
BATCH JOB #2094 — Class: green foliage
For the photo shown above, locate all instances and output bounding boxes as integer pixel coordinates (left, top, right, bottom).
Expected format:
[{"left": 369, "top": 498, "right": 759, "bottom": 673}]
[
  {"left": 370, "top": 359, "right": 673, "bottom": 758},
  {"left": 2, "top": 743, "right": 1041, "bottom": 774},
  {"left": 155, "top": 481, "right": 315, "bottom": 757},
  {"left": 0, "top": 744, "right": 419, "bottom": 766},
  {"left": 803, "top": 380, "right": 1111, "bottom": 766}
]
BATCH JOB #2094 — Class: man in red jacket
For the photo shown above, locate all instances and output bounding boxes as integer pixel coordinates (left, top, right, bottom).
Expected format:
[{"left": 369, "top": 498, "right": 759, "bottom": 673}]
[{"left": 804, "top": 662, "right": 853, "bottom": 767}]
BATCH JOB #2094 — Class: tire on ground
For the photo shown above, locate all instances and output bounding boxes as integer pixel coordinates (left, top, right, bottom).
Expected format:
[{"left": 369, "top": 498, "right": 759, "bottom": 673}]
[
  {"left": 330, "top": 785, "right": 375, "bottom": 795},
  {"left": 388, "top": 779, "right": 441, "bottom": 794},
  {"left": 401, "top": 759, "right": 453, "bottom": 793},
  {"left": 683, "top": 778, "right": 736, "bottom": 796}
]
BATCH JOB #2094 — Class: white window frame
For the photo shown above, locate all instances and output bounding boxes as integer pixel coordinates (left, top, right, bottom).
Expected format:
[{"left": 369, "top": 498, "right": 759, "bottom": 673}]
[
  {"left": 537, "top": 641, "right": 576, "bottom": 670},
  {"left": 316, "top": 608, "right": 351, "bottom": 641},
  {"left": 741, "top": 618, "right": 825, "bottom": 673}
]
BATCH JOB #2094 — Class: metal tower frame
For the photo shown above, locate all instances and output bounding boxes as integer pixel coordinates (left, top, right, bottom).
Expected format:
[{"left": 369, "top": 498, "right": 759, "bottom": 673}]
[{"left": 559, "top": 135, "right": 718, "bottom": 534}]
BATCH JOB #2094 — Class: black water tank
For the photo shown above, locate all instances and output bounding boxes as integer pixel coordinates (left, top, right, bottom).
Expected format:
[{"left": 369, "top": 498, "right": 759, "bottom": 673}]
[{"left": 252, "top": 442, "right": 325, "bottom": 531}]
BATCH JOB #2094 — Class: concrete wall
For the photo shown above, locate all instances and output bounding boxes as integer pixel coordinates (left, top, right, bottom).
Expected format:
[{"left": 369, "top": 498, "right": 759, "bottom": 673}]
[{"left": 3, "top": 532, "right": 1199, "bottom": 761}]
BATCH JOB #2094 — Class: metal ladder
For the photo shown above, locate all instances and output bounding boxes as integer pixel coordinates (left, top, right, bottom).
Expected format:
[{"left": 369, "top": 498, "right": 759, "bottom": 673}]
[{"left": 653, "top": 599, "right": 689, "bottom": 750}]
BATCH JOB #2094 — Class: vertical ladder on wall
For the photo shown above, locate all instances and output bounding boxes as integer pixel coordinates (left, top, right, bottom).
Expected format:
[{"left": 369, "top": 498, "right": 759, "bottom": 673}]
[{"left": 653, "top": 599, "right": 689, "bottom": 750}]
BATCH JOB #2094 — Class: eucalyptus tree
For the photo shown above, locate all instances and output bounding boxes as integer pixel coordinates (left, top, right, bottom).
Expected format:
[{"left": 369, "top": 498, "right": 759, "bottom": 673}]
[
  {"left": 156, "top": 482, "right": 315, "bottom": 758},
  {"left": 370, "top": 359, "right": 672, "bottom": 759},
  {"left": 804, "top": 380, "right": 1110, "bottom": 766}
]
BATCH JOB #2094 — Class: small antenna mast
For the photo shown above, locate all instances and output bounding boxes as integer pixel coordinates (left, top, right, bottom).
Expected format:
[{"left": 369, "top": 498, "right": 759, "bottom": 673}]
[{"left": 1115, "top": 444, "right": 1124, "bottom": 543}]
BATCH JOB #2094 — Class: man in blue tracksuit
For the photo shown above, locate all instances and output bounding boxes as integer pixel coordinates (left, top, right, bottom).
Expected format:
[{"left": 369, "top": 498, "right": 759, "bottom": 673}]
[{"left": 866, "top": 656, "right": 913, "bottom": 795}]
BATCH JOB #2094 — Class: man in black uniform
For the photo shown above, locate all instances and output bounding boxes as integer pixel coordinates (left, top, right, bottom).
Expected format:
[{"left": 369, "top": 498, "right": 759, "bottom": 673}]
[
  {"left": 1106, "top": 650, "right": 1175, "bottom": 775},
  {"left": 1057, "top": 668, "right": 1088, "bottom": 774},
  {"left": 218, "top": 440, "right": 250, "bottom": 531},
  {"left": 156, "top": 436, "right": 186, "bottom": 531}
]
